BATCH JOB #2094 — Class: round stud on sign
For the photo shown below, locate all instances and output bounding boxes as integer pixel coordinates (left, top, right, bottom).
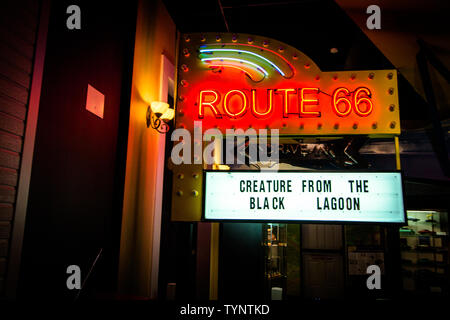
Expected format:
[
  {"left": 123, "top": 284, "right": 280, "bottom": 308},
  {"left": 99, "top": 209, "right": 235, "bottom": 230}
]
[
  {"left": 350, "top": 74, "right": 356, "bottom": 80},
  {"left": 334, "top": 123, "right": 339, "bottom": 130},
  {"left": 387, "top": 72, "right": 393, "bottom": 80},
  {"left": 179, "top": 95, "right": 185, "bottom": 102},
  {"left": 193, "top": 173, "right": 199, "bottom": 179},
  {"left": 180, "top": 80, "right": 188, "bottom": 87},
  {"left": 181, "top": 64, "right": 189, "bottom": 72},
  {"left": 368, "top": 73, "right": 375, "bottom": 80},
  {"left": 263, "top": 40, "right": 269, "bottom": 47},
  {"left": 390, "top": 121, "right": 396, "bottom": 129},
  {"left": 232, "top": 34, "right": 238, "bottom": 42},
  {"left": 178, "top": 124, "right": 186, "bottom": 129},
  {"left": 389, "top": 104, "right": 395, "bottom": 112},
  {"left": 191, "top": 190, "right": 199, "bottom": 197},
  {"left": 388, "top": 88, "right": 395, "bottom": 95},
  {"left": 183, "top": 48, "right": 190, "bottom": 57},
  {"left": 178, "top": 174, "right": 184, "bottom": 180},
  {"left": 315, "top": 75, "right": 320, "bottom": 81},
  {"left": 176, "top": 190, "right": 183, "bottom": 196},
  {"left": 248, "top": 37, "right": 254, "bottom": 44},
  {"left": 299, "top": 123, "right": 304, "bottom": 129},
  {"left": 282, "top": 123, "right": 287, "bottom": 128},
  {"left": 293, "top": 54, "right": 298, "bottom": 60},
  {"left": 200, "top": 35, "right": 206, "bottom": 42},
  {"left": 304, "top": 63, "right": 310, "bottom": 69},
  {"left": 372, "top": 122, "right": 378, "bottom": 129},
  {"left": 353, "top": 123, "right": 358, "bottom": 130},
  {"left": 278, "top": 47, "right": 284, "bottom": 53},
  {"left": 178, "top": 110, "right": 184, "bottom": 116},
  {"left": 216, "top": 35, "right": 221, "bottom": 42},
  {"left": 333, "top": 75, "right": 338, "bottom": 81},
  {"left": 317, "top": 123, "right": 322, "bottom": 130},
  {"left": 184, "top": 35, "right": 190, "bottom": 42}
]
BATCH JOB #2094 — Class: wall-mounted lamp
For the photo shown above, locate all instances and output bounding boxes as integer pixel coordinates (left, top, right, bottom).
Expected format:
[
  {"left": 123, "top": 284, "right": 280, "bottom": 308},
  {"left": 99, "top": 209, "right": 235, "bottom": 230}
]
[{"left": 147, "top": 101, "right": 175, "bottom": 133}]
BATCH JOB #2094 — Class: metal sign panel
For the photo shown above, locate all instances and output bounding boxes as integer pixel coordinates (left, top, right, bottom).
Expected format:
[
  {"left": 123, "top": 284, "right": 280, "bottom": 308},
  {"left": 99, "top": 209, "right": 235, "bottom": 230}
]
[{"left": 204, "top": 171, "right": 405, "bottom": 223}]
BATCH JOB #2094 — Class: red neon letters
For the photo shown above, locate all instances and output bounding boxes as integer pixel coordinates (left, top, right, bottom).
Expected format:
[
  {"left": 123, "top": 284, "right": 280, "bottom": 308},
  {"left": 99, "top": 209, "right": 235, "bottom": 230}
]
[
  {"left": 332, "top": 87, "right": 373, "bottom": 117},
  {"left": 275, "top": 88, "right": 296, "bottom": 118},
  {"left": 332, "top": 87, "right": 352, "bottom": 117},
  {"left": 299, "top": 88, "right": 320, "bottom": 118},
  {"left": 223, "top": 90, "right": 248, "bottom": 118},
  {"left": 251, "top": 89, "right": 273, "bottom": 118},
  {"left": 353, "top": 87, "right": 373, "bottom": 116},
  {"left": 198, "top": 87, "right": 373, "bottom": 119},
  {"left": 198, "top": 90, "right": 221, "bottom": 119}
]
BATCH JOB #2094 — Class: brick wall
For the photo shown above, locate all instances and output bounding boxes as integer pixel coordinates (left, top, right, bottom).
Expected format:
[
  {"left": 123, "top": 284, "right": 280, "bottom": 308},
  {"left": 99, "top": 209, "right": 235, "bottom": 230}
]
[{"left": 0, "top": 0, "right": 41, "bottom": 295}]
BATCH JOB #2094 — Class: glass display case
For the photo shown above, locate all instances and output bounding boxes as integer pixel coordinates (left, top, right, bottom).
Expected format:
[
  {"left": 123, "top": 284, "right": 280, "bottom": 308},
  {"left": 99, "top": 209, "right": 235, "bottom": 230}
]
[
  {"left": 400, "top": 210, "right": 449, "bottom": 294},
  {"left": 262, "top": 223, "right": 287, "bottom": 300}
]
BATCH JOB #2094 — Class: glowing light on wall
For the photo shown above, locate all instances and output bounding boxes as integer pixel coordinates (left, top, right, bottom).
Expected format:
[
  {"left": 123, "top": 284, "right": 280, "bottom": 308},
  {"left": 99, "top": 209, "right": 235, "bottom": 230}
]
[{"left": 199, "top": 48, "right": 285, "bottom": 76}]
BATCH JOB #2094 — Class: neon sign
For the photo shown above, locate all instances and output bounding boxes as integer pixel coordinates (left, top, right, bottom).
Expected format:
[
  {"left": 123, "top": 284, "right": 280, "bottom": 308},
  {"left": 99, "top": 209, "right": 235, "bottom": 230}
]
[
  {"left": 176, "top": 33, "right": 400, "bottom": 136},
  {"left": 198, "top": 87, "right": 374, "bottom": 120}
]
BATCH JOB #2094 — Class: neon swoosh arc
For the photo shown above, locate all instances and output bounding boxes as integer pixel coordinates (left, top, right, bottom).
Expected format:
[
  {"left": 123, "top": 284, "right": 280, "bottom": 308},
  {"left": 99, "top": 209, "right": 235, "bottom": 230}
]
[
  {"left": 201, "top": 57, "right": 269, "bottom": 76},
  {"left": 199, "top": 49, "right": 285, "bottom": 76},
  {"left": 207, "top": 64, "right": 264, "bottom": 82}
]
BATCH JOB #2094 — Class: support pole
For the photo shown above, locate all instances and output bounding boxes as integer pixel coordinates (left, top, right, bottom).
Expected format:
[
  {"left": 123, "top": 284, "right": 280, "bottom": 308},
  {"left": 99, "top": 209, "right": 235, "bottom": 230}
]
[
  {"left": 209, "top": 136, "right": 222, "bottom": 300},
  {"left": 209, "top": 222, "right": 219, "bottom": 300},
  {"left": 394, "top": 136, "right": 401, "bottom": 170}
]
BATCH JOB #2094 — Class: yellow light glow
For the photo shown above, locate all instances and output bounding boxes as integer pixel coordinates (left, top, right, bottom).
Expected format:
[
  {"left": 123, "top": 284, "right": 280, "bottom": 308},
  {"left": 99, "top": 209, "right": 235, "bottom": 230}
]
[
  {"left": 212, "top": 164, "right": 230, "bottom": 170},
  {"left": 151, "top": 101, "right": 169, "bottom": 114},
  {"left": 160, "top": 108, "right": 175, "bottom": 121}
]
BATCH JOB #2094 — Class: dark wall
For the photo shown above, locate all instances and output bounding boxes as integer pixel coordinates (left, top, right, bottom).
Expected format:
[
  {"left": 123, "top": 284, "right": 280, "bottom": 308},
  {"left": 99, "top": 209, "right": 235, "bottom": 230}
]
[
  {"left": 219, "top": 223, "right": 264, "bottom": 301},
  {"left": 18, "top": 0, "right": 136, "bottom": 300}
]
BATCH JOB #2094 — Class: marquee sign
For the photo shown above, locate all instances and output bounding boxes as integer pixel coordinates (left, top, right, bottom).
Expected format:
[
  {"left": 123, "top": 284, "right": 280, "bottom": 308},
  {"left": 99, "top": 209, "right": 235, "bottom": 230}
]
[
  {"left": 176, "top": 33, "right": 400, "bottom": 136},
  {"left": 204, "top": 171, "right": 405, "bottom": 224}
]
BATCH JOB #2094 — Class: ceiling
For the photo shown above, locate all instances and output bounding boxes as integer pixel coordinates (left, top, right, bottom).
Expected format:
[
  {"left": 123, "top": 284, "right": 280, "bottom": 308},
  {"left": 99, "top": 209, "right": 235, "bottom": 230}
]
[
  {"left": 162, "top": 0, "right": 448, "bottom": 128},
  {"left": 163, "top": 0, "right": 392, "bottom": 71},
  {"left": 335, "top": 0, "right": 450, "bottom": 117}
]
